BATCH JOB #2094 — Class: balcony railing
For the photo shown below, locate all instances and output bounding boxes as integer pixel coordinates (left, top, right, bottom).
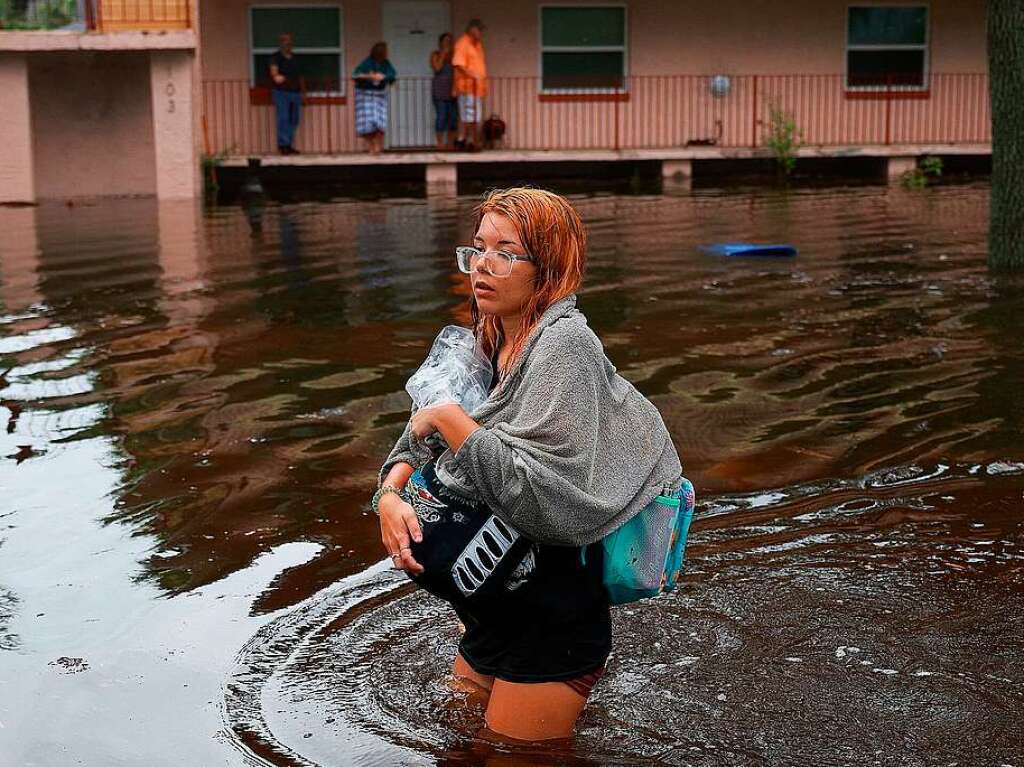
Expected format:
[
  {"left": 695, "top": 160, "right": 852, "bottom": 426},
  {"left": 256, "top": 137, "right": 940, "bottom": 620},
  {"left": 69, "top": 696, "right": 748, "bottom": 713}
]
[
  {"left": 0, "top": 0, "right": 190, "bottom": 31},
  {"left": 86, "top": 0, "right": 190, "bottom": 32},
  {"left": 202, "top": 72, "right": 990, "bottom": 158}
]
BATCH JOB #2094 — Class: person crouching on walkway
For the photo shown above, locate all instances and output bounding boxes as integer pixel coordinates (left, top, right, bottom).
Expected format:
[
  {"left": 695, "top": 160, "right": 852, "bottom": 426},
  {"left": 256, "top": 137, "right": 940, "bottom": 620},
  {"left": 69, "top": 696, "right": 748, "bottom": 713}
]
[
  {"left": 452, "top": 19, "right": 487, "bottom": 152},
  {"left": 269, "top": 33, "right": 302, "bottom": 155},
  {"left": 353, "top": 41, "right": 397, "bottom": 155}
]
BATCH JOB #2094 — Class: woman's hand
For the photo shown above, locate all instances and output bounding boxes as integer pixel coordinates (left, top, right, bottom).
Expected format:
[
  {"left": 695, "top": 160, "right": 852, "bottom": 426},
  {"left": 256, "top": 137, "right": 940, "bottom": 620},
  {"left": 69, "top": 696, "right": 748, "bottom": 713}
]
[
  {"left": 411, "top": 403, "right": 480, "bottom": 453},
  {"left": 379, "top": 493, "right": 424, "bottom": 574},
  {"left": 410, "top": 406, "right": 442, "bottom": 439}
]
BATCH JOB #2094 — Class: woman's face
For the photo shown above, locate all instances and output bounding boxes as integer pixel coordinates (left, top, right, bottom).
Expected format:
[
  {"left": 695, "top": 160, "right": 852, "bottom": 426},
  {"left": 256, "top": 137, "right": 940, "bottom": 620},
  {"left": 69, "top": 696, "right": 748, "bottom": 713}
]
[
  {"left": 440, "top": 34, "right": 452, "bottom": 51},
  {"left": 471, "top": 213, "right": 537, "bottom": 320}
]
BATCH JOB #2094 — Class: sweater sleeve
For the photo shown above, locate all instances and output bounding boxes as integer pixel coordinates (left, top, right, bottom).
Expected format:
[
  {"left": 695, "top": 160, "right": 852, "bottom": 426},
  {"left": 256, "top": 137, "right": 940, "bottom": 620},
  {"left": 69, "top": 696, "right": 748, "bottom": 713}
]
[
  {"left": 446, "top": 333, "right": 611, "bottom": 545},
  {"left": 377, "top": 410, "right": 433, "bottom": 487}
]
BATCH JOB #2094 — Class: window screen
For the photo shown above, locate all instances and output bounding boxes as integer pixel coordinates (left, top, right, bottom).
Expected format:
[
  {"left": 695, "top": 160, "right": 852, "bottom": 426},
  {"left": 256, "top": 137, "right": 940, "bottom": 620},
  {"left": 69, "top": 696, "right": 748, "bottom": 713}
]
[
  {"left": 847, "top": 6, "right": 928, "bottom": 88},
  {"left": 541, "top": 6, "right": 626, "bottom": 91},
  {"left": 251, "top": 6, "right": 343, "bottom": 92}
]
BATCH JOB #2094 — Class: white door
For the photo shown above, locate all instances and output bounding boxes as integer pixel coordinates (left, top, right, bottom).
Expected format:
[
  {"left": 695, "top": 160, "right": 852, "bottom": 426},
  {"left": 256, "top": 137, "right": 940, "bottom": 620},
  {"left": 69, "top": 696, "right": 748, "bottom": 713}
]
[{"left": 381, "top": 0, "right": 451, "bottom": 148}]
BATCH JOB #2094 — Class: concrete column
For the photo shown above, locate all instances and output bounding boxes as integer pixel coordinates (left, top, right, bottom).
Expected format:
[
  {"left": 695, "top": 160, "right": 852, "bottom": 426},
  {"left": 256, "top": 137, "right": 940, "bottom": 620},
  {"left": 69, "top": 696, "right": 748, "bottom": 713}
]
[
  {"left": 150, "top": 50, "right": 199, "bottom": 200},
  {"left": 426, "top": 162, "right": 457, "bottom": 196},
  {"left": 662, "top": 159, "right": 693, "bottom": 180},
  {"left": 886, "top": 156, "right": 918, "bottom": 183},
  {"left": 0, "top": 54, "right": 36, "bottom": 204},
  {"left": 0, "top": 205, "right": 41, "bottom": 313},
  {"left": 662, "top": 159, "right": 693, "bottom": 191}
]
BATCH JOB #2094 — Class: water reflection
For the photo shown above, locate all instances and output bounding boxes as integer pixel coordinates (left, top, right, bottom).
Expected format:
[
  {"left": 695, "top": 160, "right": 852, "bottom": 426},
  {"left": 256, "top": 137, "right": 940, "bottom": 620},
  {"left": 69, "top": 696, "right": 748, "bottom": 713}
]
[{"left": 1, "top": 183, "right": 1022, "bottom": 766}]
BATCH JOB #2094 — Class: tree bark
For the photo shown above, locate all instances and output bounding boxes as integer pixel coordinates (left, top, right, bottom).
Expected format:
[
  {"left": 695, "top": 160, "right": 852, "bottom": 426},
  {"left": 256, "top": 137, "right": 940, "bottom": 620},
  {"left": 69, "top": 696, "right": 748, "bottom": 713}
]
[{"left": 988, "top": 0, "right": 1024, "bottom": 271}]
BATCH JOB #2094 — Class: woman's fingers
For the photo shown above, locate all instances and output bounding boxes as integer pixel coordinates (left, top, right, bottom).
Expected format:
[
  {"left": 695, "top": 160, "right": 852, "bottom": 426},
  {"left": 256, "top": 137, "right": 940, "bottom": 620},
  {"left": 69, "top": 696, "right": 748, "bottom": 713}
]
[
  {"left": 379, "top": 501, "right": 423, "bottom": 574},
  {"left": 403, "top": 507, "right": 423, "bottom": 544},
  {"left": 400, "top": 511, "right": 424, "bottom": 574},
  {"left": 399, "top": 544, "right": 424, "bottom": 575}
]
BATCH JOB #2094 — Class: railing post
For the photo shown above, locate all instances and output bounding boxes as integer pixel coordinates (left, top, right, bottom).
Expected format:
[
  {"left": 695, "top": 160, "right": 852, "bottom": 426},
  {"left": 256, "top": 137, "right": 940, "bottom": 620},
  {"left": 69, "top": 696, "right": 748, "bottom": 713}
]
[
  {"left": 884, "top": 72, "right": 893, "bottom": 145},
  {"left": 83, "top": 0, "right": 96, "bottom": 30},
  {"left": 614, "top": 80, "right": 621, "bottom": 151},
  {"left": 751, "top": 74, "right": 758, "bottom": 148},
  {"left": 327, "top": 81, "right": 334, "bottom": 154}
]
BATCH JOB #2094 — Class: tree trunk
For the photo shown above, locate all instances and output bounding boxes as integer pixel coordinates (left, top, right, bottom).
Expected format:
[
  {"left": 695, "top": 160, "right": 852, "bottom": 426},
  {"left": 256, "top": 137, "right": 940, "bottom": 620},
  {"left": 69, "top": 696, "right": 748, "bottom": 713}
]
[{"left": 988, "top": 0, "right": 1024, "bottom": 271}]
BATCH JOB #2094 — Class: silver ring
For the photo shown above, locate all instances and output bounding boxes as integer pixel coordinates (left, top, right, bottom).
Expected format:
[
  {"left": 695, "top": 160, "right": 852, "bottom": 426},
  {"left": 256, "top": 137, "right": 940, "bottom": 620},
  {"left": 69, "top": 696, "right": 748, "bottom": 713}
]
[
  {"left": 390, "top": 553, "right": 401, "bottom": 560},
  {"left": 400, "top": 546, "right": 411, "bottom": 552}
]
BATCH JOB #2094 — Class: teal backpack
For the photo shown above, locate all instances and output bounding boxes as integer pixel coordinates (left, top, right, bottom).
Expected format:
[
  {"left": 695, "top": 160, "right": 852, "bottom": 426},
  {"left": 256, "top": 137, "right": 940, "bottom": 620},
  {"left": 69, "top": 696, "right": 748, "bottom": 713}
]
[{"left": 583, "top": 477, "right": 697, "bottom": 605}]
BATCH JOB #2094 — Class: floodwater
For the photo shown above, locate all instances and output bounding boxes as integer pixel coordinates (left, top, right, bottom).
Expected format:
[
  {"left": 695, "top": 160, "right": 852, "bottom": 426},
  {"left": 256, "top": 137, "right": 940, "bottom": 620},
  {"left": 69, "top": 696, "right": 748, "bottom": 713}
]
[{"left": 1, "top": 181, "right": 1021, "bottom": 767}]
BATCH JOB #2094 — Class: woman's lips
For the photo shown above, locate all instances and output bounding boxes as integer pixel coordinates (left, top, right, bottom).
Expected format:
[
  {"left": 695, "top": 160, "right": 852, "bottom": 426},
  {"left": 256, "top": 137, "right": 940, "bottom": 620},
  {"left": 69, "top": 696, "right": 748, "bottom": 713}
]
[{"left": 474, "top": 282, "right": 496, "bottom": 297}]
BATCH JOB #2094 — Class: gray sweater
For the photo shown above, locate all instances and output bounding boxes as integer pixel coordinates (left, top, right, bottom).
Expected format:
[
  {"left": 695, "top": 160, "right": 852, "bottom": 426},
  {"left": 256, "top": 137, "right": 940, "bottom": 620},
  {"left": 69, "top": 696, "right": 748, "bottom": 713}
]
[{"left": 378, "top": 294, "right": 682, "bottom": 546}]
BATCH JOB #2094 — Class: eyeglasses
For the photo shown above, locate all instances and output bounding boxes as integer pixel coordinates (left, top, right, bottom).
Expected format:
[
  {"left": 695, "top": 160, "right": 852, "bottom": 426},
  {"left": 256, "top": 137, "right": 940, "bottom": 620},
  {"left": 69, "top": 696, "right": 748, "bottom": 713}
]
[{"left": 455, "top": 246, "right": 535, "bottom": 278}]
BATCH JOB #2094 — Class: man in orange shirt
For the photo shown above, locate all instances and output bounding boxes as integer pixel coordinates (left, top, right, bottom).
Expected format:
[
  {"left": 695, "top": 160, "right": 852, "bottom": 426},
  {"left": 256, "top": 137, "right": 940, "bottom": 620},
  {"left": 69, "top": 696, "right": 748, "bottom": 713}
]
[{"left": 452, "top": 18, "right": 487, "bottom": 151}]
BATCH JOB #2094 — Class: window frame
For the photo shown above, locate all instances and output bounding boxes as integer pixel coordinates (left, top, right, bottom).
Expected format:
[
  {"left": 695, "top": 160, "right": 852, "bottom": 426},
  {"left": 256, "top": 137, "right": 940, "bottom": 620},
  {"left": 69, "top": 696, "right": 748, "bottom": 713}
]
[
  {"left": 249, "top": 3, "right": 345, "bottom": 97},
  {"left": 845, "top": 3, "right": 930, "bottom": 93},
  {"left": 538, "top": 3, "right": 629, "bottom": 96}
]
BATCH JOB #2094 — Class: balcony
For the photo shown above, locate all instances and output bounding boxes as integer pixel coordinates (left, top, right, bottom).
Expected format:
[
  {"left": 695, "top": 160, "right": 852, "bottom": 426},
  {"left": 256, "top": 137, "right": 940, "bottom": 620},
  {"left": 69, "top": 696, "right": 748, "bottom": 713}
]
[
  {"left": 0, "top": 0, "right": 190, "bottom": 32},
  {"left": 202, "top": 72, "right": 991, "bottom": 157}
]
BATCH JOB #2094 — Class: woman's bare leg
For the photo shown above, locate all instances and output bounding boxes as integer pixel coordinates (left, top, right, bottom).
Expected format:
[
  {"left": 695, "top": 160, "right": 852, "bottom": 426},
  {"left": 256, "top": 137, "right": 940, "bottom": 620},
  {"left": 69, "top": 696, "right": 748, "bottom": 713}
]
[
  {"left": 450, "top": 652, "right": 494, "bottom": 707},
  {"left": 484, "top": 679, "right": 588, "bottom": 741}
]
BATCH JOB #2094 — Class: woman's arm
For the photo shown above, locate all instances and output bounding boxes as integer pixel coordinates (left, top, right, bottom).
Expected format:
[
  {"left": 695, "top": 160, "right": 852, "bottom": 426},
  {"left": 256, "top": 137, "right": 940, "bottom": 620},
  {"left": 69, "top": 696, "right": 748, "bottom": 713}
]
[
  {"left": 377, "top": 460, "right": 424, "bottom": 574},
  {"left": 381, "top": 460, "right": 414, "bottom": 491},
  {"left": 411, "top": 403, "right": 480, "bottom": 454}
]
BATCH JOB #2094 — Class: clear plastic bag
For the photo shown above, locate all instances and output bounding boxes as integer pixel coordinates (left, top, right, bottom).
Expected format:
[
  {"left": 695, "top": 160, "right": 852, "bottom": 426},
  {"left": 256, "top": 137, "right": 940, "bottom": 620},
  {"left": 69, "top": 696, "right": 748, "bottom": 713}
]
[{"left": 405, "top": 326, "right": 494, "bottom": 414}]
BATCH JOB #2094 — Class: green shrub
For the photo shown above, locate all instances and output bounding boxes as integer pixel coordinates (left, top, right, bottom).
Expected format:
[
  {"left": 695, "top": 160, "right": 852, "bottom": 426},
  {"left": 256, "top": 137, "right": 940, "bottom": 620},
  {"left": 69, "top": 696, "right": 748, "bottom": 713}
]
[
  {"left": 764, "top": 101, "right": 803, "bottom": 177},
  {"left": 901, "top": 155, "right": 944, "bottom": 189}
]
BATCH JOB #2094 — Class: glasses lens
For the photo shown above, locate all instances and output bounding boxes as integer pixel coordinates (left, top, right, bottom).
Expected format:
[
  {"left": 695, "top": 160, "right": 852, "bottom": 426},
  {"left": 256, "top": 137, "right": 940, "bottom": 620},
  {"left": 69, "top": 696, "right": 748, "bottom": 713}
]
[
  {"left": 455, "top": 247, "right": 476, "bottom": 273},
  {"left": 491, "top": 252, "right": 515, "bottom": 277},
  {"left": 455, "top": 248, "right": 517, "bottom": 278}
]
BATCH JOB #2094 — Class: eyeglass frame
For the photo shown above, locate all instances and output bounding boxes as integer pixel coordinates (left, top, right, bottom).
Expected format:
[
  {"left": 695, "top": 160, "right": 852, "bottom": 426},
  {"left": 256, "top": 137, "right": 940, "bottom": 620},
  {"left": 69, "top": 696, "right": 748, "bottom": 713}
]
[{"left": 455, "top": 246, "right": 536, "bottom": 278}]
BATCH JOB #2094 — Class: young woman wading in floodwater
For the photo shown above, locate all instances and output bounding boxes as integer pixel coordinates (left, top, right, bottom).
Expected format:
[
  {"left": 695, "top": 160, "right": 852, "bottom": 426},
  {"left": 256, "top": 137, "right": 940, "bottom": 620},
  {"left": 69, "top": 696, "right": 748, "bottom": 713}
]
[{"left": 374, "top": 188, "right": 682, "bottom": 741}]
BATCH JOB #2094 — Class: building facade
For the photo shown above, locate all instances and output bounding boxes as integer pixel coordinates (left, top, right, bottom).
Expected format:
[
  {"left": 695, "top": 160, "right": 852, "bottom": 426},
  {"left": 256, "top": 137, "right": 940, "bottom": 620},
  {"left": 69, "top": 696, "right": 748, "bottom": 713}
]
[
  {"left": 0, "top": 1, "right": 991, "bottom": 202},
  {"left": 200, "top": 1, "right": 989, "bottom": 155},
  {"left": 0, "top": 0, "right": 199, "bottom": 203}
]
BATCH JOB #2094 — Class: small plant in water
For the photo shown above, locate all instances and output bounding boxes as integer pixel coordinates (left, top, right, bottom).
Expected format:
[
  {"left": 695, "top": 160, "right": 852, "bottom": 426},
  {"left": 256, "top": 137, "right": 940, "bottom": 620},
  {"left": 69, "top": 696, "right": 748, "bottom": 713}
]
[
  {"left": 901, "top": 155, "right": 944, "bottom": 189},
  {"left": 764, "top": 101, "right": 802, "bottom": 178},
  {"left": 200, "top": 148, "right": 233, "bottom": 204}
]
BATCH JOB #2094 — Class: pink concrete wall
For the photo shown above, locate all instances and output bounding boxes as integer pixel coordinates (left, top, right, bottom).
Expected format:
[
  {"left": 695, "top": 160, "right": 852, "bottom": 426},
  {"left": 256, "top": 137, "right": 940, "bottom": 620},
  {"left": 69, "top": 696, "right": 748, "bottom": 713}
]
[
  {"left": 452, "top": 0, "right": 986, "bottom": 77},
  {"left": 29, "top": 51, "right": 157, "bottom": 198},
  {"left": 150, "top": 50, "right": 199, "bottom": 199},
  {"left": 0, "top": 54, "right": 35, "bottom": 203},
  {"left": 201, "top": 0, "right": 986, "bottom": 80}
]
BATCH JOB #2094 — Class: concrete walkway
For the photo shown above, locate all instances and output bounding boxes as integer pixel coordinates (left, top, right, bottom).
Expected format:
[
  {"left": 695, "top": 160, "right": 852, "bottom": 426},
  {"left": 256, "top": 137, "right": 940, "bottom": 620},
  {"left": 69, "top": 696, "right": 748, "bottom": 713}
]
[{"left": 219, "top": 143, "right": 991, "bottom": 193}]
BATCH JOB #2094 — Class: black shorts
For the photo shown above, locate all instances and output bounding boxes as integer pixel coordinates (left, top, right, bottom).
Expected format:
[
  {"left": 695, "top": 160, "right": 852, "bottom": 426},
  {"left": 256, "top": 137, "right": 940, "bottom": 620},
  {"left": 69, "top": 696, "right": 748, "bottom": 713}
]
[{"left": 406, "top": 462, "right": 612, "bottom": 682}]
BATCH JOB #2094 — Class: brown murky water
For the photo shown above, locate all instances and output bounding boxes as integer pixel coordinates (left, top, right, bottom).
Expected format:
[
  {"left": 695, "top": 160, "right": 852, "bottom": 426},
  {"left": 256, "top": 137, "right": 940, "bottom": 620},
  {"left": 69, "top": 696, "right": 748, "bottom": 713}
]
[{"left": 1, "top": 182, "right": 1022, "bottom": 767}]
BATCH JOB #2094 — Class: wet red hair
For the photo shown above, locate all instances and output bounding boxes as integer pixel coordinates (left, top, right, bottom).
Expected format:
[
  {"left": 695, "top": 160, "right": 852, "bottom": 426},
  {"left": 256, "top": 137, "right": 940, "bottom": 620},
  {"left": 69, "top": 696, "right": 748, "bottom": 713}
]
[{"left": 470, "top": 187, "right": 587, "bottom": 376}]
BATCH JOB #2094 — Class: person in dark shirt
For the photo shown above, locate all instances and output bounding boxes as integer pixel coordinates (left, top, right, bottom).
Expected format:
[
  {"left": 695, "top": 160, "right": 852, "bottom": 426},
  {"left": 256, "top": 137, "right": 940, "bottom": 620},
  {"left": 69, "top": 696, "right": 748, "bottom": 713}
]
[{"left": 269, "top": 33, "right": 302, "bottom": 155}]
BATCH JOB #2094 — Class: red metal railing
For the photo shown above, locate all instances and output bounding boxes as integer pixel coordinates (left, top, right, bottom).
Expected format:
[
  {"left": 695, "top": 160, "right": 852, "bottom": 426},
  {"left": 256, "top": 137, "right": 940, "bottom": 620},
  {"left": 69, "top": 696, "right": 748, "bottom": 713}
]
[
  {"left": 202, "top": 72, "right": 990, "bottom": 157},
  {"left": 85, "top": 0, "right": 190, "bottom": 32}
]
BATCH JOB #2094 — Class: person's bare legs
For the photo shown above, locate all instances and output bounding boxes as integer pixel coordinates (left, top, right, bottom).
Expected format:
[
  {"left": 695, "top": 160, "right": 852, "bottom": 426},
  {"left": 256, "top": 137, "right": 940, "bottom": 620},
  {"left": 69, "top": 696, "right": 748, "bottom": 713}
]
[
  {"left": 450, "top": 652, "right": 494, "bottom": 707},
  {"left": 465, "top": 122, "right": 480, "bottom": 150},
  {"left": 484, "top": 678, "right": 589, "bottom": 741}
]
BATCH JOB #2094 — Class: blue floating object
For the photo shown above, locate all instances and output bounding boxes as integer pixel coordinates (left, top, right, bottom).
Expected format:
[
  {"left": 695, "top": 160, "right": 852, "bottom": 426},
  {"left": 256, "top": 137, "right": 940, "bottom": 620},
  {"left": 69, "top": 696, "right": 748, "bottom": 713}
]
[{"left": 699, "top": 242, "right": 798, "bottom": 257}]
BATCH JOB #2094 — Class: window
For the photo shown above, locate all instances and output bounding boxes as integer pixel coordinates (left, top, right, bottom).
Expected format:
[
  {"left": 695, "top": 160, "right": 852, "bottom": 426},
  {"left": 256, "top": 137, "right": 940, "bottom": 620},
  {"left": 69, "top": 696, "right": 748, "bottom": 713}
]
[
  {"left": 251, "top": 6, "right": 343, "bottom": 93},
  {"left": 540, "top": 6, "right": 627, "bottom": 91},
  {"left": 847, "top": 6, "right": 928, "bottom": 89}
]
